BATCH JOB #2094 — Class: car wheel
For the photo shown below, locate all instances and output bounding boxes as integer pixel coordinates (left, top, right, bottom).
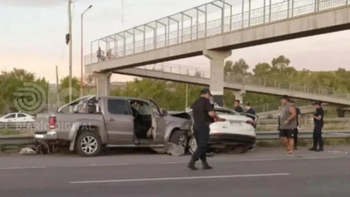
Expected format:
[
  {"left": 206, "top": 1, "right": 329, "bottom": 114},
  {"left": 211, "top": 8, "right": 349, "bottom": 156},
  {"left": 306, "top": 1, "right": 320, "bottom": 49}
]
[
  {"left": 75, "top": 131, "right": 102, "bottom": 157},
  {"left": 169, "top": 129, "right": 188, "bottom": 149},
  {"left": 188, "top": 135, "right": 197, "bottom": 155}
]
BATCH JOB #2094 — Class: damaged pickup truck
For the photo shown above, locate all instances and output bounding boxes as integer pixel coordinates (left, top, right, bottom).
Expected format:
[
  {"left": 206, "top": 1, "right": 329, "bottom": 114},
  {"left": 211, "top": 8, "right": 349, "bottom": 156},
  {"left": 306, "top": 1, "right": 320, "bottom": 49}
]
[{"left": 33, "top": 95, "right": 192, "bottom": 157}]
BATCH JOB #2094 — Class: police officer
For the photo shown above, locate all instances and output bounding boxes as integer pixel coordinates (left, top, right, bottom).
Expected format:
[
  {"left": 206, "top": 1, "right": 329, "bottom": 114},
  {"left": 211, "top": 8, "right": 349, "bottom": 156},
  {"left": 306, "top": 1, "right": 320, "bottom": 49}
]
[
  {"left": 187, "top": 88, "right": 225, "bottom": 170},
  {"left": 309, "top": 101, "right": 324, "bottom": 152}
]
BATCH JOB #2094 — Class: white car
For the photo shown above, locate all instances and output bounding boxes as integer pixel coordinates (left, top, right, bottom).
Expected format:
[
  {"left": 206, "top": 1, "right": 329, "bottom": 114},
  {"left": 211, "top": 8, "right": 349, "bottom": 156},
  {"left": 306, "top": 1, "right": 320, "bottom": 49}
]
[
  {"left": 177, "top": 105, "right": 257, "bottom": 154},
  {"left": 0, "top": 112, "right": 35, "bottom": 123}
]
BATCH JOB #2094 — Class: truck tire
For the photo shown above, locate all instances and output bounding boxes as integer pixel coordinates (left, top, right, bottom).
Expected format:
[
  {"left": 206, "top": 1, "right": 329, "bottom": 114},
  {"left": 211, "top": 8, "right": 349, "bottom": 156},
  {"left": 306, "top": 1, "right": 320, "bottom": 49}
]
[
  {"left": 75, "top": 131, "right": 102, "bottom": 157},
  {"left": 169, "top": 129, "right": 188, "bottom": 149}
]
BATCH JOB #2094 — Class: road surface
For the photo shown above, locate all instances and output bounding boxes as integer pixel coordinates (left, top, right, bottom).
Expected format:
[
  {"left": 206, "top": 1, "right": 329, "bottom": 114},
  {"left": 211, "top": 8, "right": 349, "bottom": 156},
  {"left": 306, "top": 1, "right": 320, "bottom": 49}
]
[{"left": 1, "top": 147, "right": 350, "bottom": 197}]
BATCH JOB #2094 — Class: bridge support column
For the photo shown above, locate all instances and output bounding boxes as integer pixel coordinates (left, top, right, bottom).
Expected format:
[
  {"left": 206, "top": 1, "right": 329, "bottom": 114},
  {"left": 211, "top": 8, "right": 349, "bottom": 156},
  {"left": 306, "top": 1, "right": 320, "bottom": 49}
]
[
  {"left": 203, "top": 49, "right": 232, "bottom": 107},
  {"left": 94, "top": 72, "right": 112, "bottom": 96},
  {"left": 233, "top": 90, "right": 246, "bottom": 103}
]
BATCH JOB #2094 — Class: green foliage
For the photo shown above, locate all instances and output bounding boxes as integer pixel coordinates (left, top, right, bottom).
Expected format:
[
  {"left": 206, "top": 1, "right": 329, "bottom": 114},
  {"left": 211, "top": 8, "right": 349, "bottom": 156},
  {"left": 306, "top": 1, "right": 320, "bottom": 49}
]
[
  {"left": 0, "top": 68, "right": 49, "bottom": 114},
  {"left": 60, "top": 76, "right": 80, "bottom": 103}
]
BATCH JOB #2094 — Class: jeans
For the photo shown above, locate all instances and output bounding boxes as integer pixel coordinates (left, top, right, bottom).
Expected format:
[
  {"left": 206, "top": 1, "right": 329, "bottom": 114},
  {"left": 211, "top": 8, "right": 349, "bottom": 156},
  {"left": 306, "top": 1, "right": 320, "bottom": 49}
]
[{"left": 192, "top": 123, "right": 210, "bottom": 162}]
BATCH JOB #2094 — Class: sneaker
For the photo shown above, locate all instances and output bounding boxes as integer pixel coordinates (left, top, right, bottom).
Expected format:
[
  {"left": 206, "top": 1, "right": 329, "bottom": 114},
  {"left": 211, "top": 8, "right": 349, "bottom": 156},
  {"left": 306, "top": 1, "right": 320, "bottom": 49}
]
[{"left": 316, "top": 148, "right": 324, "bottom": 152}]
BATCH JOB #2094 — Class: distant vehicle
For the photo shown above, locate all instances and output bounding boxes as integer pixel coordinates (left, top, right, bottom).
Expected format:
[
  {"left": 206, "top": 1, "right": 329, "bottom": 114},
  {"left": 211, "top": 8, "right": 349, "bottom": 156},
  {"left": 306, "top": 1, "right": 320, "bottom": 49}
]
[
  {"left": 0, "top": 112, "right": 35, "bottom": 123},
  {"left": 33, "top": 95, "right": 191, "bottom": 157},
  {"left": 175, "top": 104, "right": 257, "bottom": 154}
]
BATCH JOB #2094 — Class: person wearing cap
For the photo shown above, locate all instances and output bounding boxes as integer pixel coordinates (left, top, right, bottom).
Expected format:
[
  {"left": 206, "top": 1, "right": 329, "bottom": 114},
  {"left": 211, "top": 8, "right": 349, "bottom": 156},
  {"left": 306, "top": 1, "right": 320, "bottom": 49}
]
[
  {"left": 309, "top": 101, "right": 324, "bottom": 151},
  {"left": 187, "top": 88, "right": 226, "bottom": 170},
  {"left": 290, "top": 100, "right": 301, "bottom": 150},
  {"left": 278, "top": 95, "right": 297, "bottom": 156}
]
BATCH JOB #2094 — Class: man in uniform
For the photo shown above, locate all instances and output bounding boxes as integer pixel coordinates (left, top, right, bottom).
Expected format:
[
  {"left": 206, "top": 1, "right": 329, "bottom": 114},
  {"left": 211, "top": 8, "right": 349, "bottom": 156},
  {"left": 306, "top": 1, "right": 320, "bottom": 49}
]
[
  {"left": 188, "top": 88, "right": 226, "bottom": 170},
  {"left": 278, "top": 95, "right": 297, "bottom": 156},
  {"left": 309, "top": 101, "right": 324, "bottom": 152}
]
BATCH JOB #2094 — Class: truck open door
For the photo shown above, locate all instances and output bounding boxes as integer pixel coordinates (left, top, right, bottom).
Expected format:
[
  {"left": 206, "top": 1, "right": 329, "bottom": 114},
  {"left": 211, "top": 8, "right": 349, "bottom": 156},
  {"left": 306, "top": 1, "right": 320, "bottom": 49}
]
[{"left": 148, "top": 99, "right": 165, "bottom": 143}]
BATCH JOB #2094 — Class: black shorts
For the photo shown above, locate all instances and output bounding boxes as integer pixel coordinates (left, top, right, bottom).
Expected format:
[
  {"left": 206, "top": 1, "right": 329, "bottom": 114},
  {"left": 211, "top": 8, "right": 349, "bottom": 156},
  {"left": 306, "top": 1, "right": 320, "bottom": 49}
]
[{"left": 279, "top": 129, "right": 294, "bottom": 138}]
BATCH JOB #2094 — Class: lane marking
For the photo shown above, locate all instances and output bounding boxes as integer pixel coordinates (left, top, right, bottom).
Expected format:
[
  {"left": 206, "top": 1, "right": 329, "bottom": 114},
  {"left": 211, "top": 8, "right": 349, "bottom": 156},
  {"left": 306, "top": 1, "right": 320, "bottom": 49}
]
[
  {"left": 0, "top": 166, "right": 46, "bottom": 170},
  {"left": 70, "top": 173, "right": 291, "bottom": 184}
]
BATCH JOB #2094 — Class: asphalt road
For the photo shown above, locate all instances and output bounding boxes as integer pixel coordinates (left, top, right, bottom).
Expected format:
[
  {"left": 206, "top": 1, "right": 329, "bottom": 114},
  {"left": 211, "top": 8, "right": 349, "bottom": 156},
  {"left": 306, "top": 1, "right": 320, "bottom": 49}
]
[{"left": 1, "top": 147, "right": 350, "bottom": 197}]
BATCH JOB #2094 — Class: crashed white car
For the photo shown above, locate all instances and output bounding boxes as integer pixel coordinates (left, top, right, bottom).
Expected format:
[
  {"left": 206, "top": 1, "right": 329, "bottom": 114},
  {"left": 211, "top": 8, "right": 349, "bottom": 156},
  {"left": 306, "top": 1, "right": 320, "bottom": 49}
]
[{"left": 170, "top": 104, "right": 257, "bottom": 154}]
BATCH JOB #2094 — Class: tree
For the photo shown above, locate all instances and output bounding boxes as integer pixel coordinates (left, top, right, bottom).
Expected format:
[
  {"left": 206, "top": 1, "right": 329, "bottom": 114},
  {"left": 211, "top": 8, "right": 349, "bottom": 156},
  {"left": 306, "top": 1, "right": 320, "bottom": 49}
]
[{"left": 59, "top": 76, "right": 80, "bottom": 104}]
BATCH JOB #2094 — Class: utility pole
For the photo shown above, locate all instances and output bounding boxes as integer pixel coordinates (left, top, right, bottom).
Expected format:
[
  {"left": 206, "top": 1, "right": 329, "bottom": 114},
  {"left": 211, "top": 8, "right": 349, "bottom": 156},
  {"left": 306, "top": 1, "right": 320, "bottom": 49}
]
[
  {"left": 68, "top": 0, "right": 73, "bottom": 107},
  {"left": 56, "top": 65, "right": 60, "bottom": 110}
]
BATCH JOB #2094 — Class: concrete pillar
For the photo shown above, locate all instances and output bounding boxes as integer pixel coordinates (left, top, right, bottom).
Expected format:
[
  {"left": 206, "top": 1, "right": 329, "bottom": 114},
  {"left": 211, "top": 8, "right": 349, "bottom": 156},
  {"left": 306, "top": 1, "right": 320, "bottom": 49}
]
[
  {"left": 232, "top": 90, "right": 246, "bottom": 103},
  {"left": 94, "top": 72, "right": 112, "bottom": 96},
  {"left": 203, "top": 49, "right": 232, "bottom": 107}
]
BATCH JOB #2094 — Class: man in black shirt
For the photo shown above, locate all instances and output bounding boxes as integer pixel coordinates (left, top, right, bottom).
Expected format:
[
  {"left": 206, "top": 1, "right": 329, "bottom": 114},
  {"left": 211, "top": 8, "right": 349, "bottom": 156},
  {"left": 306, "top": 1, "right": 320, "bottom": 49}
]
[
  {"left": 234, "top": 99, "right": 243, "bottom": 112},
  {"left": 309, "top": 101, "right": 324, "bottom": 152},
  {"left": 290, "top": 100, "right": 301, "bottom": 150},
  {"left": 188, "top": 88, "right": 225, "bottom": 170}
]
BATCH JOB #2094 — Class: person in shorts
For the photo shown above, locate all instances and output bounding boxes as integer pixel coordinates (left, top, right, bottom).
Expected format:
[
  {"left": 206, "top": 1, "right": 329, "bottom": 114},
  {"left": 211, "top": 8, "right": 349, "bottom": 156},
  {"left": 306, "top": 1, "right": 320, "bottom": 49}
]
[{"left": 278, "top": 95, "right": 297, "bottom": 156}]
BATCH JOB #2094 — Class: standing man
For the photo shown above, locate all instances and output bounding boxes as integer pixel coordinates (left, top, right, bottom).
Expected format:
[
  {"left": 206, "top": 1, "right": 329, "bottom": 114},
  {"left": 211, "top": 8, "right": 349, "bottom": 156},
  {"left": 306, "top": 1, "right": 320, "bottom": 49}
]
[
  {"left": 188, "top": 88, "right": 225, "bottom": 170},
  {"left": 234, "top": 99, "right": 243, "bottom": 112},
  {"left": 309, "top": 101, "right": 324, "bottom": 152},
  {"left": 290, "top": 100, "right": 301, "bottom": 150},
  {"left": 244, "top": 102, "right": 256, "bottom": 115},
  {"left": 278, "top": 95, "right": 297, "bottom": 156}
]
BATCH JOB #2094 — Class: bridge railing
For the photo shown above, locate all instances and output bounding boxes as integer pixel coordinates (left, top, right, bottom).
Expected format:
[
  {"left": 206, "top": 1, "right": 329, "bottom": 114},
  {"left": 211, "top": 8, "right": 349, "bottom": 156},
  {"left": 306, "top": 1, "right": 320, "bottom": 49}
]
[
  {"left": 127, "top": 63, "right": 349, "bottom": 99},
  {"left": 85, "top": 0, "right": 349, "bottom": 65}
]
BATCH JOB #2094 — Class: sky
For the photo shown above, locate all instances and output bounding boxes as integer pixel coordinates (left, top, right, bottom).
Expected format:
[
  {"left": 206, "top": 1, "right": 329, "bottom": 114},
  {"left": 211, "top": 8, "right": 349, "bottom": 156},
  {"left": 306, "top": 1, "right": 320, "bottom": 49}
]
[{"left": 1, "top": 0, "right": 350, "bottom": 83}]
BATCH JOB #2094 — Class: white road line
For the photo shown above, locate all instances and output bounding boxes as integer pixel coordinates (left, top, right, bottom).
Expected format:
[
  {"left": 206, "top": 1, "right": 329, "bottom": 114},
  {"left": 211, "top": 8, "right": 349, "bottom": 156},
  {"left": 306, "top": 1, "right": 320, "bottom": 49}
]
[
  {"left": 70, "top": 173, "right": 291, "bottom": 184},
  {"left": 0, "top": 166, "right": 46, "bottom": 170}
]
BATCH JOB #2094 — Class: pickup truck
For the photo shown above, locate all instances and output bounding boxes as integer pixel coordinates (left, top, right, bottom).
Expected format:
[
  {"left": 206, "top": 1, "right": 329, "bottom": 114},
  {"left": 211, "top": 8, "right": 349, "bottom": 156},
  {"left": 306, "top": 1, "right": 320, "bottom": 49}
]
[{"left": 33, "top": 95, "right": 192, "bottom": 157}]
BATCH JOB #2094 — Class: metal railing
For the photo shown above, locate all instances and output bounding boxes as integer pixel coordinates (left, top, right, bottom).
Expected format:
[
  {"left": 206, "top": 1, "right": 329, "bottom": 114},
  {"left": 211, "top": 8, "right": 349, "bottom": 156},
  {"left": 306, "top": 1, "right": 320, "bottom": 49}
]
[
  {"left": 1, "top": 130, "right": 349, "bottom": 152},
  {"left": 85, "top": 0, "right": 350, "bottom": 65},
  {"left": 119, "top": 63, "right": 350, "bottom": 99}
]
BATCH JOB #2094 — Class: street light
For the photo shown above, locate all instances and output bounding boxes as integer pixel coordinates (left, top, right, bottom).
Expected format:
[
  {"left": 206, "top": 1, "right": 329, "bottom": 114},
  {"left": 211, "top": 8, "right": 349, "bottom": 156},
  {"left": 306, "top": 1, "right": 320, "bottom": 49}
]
[{"left": 80, "top": 5, "right": 93, "bottom": 97}]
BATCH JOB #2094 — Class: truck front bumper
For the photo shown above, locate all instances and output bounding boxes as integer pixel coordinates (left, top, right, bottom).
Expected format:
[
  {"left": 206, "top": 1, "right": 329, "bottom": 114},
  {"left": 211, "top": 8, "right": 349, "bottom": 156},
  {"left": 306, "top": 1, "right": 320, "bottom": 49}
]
[{"left": 34, "top": 131, "right": 58, "bottom": 140}]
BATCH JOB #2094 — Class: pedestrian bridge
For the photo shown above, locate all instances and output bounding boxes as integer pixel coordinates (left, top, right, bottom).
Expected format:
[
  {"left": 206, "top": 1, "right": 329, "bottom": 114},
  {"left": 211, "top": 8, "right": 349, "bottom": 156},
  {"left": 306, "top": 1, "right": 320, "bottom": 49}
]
[
  {"left": 114, "top": 63, "right": 350, "bottom": 106},
  {"left": 85, "top": 0, "right": 350, "bottom": 73}
]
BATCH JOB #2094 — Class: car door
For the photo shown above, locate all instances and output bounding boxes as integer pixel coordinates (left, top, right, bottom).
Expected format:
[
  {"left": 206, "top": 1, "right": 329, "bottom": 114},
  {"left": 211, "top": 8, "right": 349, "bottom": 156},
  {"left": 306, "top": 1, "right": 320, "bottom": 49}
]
[
  {"left": 148, "top": 99, "right": 165, "bottom": 143},
  {"left": 104, "top": 98, "right": 134, "bottom": 145}
]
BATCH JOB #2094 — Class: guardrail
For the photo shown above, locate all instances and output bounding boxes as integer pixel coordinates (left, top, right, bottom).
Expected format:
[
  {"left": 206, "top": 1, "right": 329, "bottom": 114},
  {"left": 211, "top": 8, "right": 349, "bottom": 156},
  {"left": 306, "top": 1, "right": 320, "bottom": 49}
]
[
  {"left": 1, "top": 131, "right": 350, "bottom": 151},
  {"left": 0, "top": 122, "right": 35, "bottom": 129},
  {"left": 259, "top": 118, "right": 350, "bottom": 125}
]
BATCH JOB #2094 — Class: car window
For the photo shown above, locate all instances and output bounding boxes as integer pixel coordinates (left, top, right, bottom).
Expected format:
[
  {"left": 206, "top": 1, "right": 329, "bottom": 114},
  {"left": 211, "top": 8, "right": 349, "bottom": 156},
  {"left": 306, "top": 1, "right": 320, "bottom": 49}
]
[
  {"left": 18, "top": 113, "right": 26, "bottom": 118},
  {"left": 4, "top": 114, "right": 16, "bottom": 119},
  {"left": 107, "top": 99, "right": 130, "bottom": 115}
]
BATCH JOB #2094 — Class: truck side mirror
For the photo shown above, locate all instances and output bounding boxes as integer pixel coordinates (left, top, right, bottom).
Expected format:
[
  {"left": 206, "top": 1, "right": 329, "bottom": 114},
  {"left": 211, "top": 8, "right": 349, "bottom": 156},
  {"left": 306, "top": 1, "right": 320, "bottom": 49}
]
[{"left": 161, "top": 109, "right": 168, "bottom": 116}]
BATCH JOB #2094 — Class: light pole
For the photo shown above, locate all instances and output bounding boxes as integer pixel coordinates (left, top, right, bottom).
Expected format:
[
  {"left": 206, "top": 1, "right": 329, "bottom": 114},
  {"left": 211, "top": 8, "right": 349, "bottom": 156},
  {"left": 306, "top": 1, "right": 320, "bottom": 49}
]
[
  {"left": 80, "top": 5, "right": 93, "bottom": 97},
  {"left": 68, "top": 0, "right": 73, "bottom": 110}
]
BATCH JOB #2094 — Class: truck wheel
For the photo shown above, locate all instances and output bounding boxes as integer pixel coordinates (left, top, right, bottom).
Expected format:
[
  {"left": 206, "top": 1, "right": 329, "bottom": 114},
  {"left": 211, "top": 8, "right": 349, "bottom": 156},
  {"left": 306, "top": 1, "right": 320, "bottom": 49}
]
[
  {"left": 170, "top": 129, "right": 188, "bottom": 149},
  {"left": 188, "top": 135, "right": 197, "bottom": 155},
  {"left": 75, "top": 131, "right": 102, "bottom": 157}
]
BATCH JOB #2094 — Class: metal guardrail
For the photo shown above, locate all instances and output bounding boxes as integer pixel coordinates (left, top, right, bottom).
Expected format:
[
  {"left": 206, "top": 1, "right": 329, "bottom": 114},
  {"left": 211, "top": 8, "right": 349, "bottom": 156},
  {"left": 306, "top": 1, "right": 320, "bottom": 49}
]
[
  {"left": 259, "top": 118, "right": 350, "bottom": 125},
  {"left": 1, "top": 131, "right": 349, "bottom": 150},
  {"left": 0, "top": 122, "right": 35, "bottom": 129}
]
